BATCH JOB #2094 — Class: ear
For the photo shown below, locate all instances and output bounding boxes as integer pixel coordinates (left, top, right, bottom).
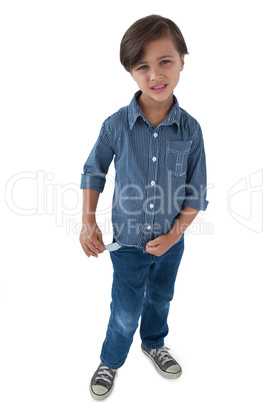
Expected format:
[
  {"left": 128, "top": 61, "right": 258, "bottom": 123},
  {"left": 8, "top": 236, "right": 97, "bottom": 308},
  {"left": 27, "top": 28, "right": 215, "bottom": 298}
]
[
  {"left": 130, "top": 69, "right": 136, "bottom": 81},
  {"left": 180, "top": 55, "right": 185, "bottom": 72}
]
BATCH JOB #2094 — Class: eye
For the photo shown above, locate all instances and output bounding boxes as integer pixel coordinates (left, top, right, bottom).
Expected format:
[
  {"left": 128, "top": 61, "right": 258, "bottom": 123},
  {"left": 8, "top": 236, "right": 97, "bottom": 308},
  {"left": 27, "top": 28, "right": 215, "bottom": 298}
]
[
  {"left": 160, "top": 60, "right": 171, "bottom": 65},
  {"left": 137, "top": 65, "right": 148, "bottom": 71}
]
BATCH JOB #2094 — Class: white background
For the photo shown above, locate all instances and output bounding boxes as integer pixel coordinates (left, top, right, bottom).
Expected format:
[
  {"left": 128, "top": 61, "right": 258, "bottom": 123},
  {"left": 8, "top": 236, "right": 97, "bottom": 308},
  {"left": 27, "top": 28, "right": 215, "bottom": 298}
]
[{"left": 1, "top": 1, "right": 267, "bottom": 401}]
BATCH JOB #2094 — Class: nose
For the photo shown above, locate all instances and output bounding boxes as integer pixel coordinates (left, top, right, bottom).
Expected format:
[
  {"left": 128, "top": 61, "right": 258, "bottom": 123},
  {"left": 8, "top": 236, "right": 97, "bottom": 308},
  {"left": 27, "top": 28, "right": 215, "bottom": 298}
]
[{"left": 149, "top": 66, "right": 162, "bottom": 81}]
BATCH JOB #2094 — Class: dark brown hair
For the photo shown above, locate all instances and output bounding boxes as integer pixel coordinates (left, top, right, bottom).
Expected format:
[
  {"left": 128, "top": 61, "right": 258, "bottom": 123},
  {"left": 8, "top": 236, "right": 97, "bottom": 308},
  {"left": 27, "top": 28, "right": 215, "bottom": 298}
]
[{"left": 120, "top": 15, "right": 189, "bottom": 72}]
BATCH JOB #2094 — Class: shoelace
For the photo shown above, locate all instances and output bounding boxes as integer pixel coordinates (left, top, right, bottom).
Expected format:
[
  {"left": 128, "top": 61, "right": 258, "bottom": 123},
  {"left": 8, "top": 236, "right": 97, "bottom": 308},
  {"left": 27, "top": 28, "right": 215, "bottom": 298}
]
[
  {"left": 150, "top": 346, "right": 174, "bottom": 365},
  {"left": 95, "top": 365, "right": 116, "bottom": 384}
]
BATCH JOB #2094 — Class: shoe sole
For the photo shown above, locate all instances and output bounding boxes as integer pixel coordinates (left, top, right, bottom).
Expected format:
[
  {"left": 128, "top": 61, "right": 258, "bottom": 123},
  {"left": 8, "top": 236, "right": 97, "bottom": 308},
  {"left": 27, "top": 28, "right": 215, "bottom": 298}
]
[
  {"left": 90, "top": 383, "right": 114, "bottom": 400},
  {"left": 141, "top": 346, "right": 182, "bottom": 379}
]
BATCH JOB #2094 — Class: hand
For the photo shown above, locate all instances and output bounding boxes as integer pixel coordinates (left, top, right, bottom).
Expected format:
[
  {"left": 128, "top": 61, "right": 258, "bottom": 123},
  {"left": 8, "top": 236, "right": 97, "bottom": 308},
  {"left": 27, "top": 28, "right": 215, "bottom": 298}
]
[
  {"left": 79, "top": 221, "right": 106, "bottom": 258},
  {"left": 145, "top": 233, "right": 177, "bottom": 257}
]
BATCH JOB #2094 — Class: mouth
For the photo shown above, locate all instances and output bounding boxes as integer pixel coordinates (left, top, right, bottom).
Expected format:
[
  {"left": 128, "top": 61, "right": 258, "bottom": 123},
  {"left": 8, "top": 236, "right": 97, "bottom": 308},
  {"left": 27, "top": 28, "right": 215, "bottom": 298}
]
[{"left": 150, "top": 84, "right": 167, "bottom": 93}]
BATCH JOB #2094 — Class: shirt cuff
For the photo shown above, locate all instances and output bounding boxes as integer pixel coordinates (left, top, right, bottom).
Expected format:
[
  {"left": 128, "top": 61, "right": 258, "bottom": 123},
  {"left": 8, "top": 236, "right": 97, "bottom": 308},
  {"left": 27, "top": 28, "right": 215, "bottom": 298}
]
[
  {"left": 80, "top": 173, "right": 105, "bottom": 192},
  {"left": 182, "top": 197, "right": 209, "bottom": 211}
]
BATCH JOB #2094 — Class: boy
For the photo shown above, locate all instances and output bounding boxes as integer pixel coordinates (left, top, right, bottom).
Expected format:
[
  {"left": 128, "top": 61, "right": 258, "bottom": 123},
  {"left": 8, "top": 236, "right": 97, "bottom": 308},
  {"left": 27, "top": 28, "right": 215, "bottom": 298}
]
[{"left": 80, "top": 15, "right": 208, "bottom": 400}]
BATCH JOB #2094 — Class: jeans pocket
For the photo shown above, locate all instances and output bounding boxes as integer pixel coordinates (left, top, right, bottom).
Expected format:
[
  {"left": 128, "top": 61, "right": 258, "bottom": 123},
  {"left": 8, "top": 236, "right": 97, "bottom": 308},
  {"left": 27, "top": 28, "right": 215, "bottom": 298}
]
[
  {"left": 105, "top": 241, "right": 123, "bottom": 252},
  {"left": 166, "top": 140, "right": 192, "bottom": 177}
]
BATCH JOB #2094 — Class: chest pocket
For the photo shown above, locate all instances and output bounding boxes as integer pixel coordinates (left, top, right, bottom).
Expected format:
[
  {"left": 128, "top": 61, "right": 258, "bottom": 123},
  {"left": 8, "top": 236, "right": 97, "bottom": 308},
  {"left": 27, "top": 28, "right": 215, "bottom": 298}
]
[{"left": 166, "top": 140, "right": 192, "bottom": 177}]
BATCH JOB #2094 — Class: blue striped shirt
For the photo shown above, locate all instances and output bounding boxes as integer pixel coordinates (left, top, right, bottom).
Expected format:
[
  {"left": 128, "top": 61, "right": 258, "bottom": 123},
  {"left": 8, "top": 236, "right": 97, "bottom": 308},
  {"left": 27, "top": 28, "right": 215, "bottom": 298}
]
[{"left": 80, "top": 90, "right": 209, "bottom": 250}]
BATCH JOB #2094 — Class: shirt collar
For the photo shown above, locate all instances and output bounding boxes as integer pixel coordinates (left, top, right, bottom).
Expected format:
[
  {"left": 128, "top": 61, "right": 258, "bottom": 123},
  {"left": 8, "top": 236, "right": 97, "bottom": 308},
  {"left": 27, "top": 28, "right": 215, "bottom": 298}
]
[{"left": 128, "top": 90, "right": 181, "bottom": 130}]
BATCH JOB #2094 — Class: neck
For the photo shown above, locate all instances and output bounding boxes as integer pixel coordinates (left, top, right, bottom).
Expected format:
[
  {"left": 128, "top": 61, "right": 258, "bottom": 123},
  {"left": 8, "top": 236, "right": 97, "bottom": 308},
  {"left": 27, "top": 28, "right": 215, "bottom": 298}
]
[{"left": 137, "top": 93, "right": 174, "bottom": 126}]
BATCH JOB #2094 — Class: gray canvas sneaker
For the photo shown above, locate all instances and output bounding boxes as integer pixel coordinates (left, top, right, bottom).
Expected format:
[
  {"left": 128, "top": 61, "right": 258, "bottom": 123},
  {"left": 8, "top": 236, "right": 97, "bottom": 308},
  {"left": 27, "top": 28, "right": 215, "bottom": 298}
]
[
  {"left": 90, "top": 362, "right": 117, "bottom": 400},
  {"left": 141, "top": 344, "right": 182, "bottom": 379}
]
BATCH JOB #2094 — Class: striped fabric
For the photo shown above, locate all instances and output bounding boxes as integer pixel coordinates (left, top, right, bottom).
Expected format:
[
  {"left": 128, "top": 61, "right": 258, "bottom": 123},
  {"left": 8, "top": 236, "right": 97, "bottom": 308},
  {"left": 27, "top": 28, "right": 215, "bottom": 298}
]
[{"left": 80, "top": 90, "right": 208, "bottom": 250}]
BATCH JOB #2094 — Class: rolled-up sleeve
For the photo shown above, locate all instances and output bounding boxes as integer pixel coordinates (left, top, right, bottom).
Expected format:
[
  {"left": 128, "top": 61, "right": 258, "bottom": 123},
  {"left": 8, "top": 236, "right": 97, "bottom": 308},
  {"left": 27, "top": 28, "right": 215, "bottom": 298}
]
[
  {"left": 80, "top": 119, "right": 114, "bottom": 192},
  {"left": 182, "top": 122, "right": 209, "bottom": 211}
]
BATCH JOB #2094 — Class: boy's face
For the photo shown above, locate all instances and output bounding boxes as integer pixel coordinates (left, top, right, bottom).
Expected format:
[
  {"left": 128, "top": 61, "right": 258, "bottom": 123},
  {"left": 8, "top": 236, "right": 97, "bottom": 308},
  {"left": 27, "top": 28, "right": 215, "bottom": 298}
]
[{"left": 131, "top": 36, "right": 184, "bottom": 109}]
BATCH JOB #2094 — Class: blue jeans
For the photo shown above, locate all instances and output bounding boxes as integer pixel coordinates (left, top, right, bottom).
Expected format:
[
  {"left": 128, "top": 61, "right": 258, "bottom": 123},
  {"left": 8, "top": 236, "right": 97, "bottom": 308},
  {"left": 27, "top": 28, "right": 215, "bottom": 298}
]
[{"left": 100, "top": 236, "right": 185, "bottom": 369}]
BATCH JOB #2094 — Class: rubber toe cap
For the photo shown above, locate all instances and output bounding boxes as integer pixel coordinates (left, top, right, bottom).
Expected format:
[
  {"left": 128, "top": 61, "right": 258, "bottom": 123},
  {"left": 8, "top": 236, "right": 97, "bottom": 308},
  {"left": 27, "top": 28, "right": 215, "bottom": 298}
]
[
  {"left": 166, "top": 364, "right": 181, "bottom": 374},
  {"left": 91, "top": 384, "right": 108, "bottom": 397}
]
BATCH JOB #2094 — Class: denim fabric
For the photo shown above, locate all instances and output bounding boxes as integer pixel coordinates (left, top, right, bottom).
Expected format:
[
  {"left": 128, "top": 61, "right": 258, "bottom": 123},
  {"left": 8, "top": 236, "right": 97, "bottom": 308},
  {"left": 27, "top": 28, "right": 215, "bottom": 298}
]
[
  {"left": 100, "top": 236, "right": 185, "bottom": 369},
  {"left": 80, "top": 90, "right": 208, "bottom": 250}
]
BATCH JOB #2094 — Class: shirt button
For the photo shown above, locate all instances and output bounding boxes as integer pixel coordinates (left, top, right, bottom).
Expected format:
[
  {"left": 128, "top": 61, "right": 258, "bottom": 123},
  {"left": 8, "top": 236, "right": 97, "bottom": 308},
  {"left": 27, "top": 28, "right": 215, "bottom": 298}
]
[
  {"left": 153, "top": 133, "right": 158, "bottom": 138},
  {"left": 147, "top": 225, "right": 151, "bottom": 230},
  {"left": 152, "top": 156, "right": 157, "bottom": 162},
  {"left": 149, "top": 204, "right": 154, "bottom": 209},
  {"left": 151, "top": 181, "right": 155, "bottom": 186}
]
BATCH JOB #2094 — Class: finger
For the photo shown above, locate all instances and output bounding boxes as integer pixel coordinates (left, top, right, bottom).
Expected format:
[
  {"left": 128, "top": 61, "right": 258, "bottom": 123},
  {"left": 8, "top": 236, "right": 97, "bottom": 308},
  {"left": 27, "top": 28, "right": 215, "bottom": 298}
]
[
  {"left": 96, "top": 230, "right": 104, "bottom": 244},
  {"left": 84, "top": 238, "right": 103, "bottom": 255},
  {"left": 145, "top": 247, "right": 154, "bottom": 255},
  {"left": 81, "top": 243, "right": 96, "bottom": 258},
  {"left": 146, "top": 243, "right": 157, "bottom": 255},
  {"left": 83, "top": 242, "right": 99, "bottom": 258},
  {"left": 95, "top": 236, "right": 106, "bottom": 252},
  {"left": 147, "top": 240, "right": 160, "bottom": 248},
  {"left": 91, "top": 241, "right": 104, "bottom": 254},
  {"left": 146, "top": 249, "right": 157, "bottom": 256},
  {"left": 81, "top": 243, "right": 90, "bottom": 257}
]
